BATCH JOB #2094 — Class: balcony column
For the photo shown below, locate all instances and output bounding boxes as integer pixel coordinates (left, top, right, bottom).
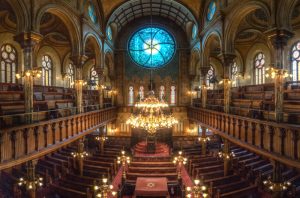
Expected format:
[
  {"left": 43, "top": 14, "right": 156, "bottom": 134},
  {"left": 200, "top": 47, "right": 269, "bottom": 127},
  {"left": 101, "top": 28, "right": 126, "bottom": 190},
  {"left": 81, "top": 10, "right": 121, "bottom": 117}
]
[
  {"left": 201, "top": 126, "right": 207, "bottom": 156},
  {"left": 70, "top": 55, "right": 87, "bottom": 114},
  {"left": 221, "top": 54, "right": 236, "bottom": 114},
  {"left": 14, "top": 32, "right": 42, "bottom": 123},
  {"left": 96, "top": 67, "right": 104, "bottom": 109},
  {"left": 200, "top": 66, "right": 210, "bottom": 108},
  {"left": 266, "top": 29, "right": 293, "bottom": 122}
]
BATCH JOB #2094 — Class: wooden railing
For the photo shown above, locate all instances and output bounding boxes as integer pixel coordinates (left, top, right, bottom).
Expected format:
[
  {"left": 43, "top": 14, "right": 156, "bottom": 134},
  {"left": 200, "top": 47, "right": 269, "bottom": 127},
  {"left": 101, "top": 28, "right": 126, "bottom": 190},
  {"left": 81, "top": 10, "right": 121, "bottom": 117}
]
[
  {"left": 0, "top": 107, "right": 117, "bottom": 170},
  {"left": 188, "top": 107, "right": 300, "bottom": 169}
]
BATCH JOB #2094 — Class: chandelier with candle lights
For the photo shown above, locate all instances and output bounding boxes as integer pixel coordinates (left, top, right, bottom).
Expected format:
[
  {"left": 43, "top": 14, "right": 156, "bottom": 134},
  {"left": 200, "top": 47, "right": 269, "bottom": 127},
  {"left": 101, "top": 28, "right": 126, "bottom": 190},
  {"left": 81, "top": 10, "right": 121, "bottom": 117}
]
[{"left": 126, "top": 91, "right": 178, "bottom": 135}]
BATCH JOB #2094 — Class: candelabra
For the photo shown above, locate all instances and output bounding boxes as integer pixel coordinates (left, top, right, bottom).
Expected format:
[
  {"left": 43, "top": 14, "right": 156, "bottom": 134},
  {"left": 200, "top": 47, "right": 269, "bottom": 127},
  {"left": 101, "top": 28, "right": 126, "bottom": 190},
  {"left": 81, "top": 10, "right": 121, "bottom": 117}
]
[
  {"left": 71, "top": 139, "right": 89, "bottom": 175},
  {"left": 265, "top": 67, "right": 292, "bottom": 79},
  {"left": 15, "top": 67, "right": 42, "bottom": 79},
  {"left": 218, "top": 151, "right": 235, "bottom": 160},
  {"left": 198, "top": 136, "right": 210, "bottom": 143},
  {"left": 173, "top": 151, "right": 188, "bottom": 179},
  {"left": 17, "top": 161, "right": 43, "bottom": 198},
  {"left": 263, "top": 176, "right": 291, "bottom": 192},
  {"left": 117, "top": 150, "right": 131, "bottom": 180},
  {"left": 186, "top": 178, "right": 208, "bottom": 198},
  {"left": 96, "top": 135, "right": 108, "bottom": 154},
  {"left": 94, "top": 176, "right": 117, "bottom": 198}
]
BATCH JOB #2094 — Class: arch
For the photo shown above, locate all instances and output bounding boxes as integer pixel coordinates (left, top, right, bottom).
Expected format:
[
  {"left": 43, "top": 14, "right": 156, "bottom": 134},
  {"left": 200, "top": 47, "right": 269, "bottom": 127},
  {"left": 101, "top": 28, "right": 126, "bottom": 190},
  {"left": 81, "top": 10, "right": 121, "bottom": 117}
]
[
  {"left": 224, "top": 0, "right": 271, "bottom": 53},
  {"left": 104, "top": 51, "right": 114, "bottom": 79},
  {"left": 35, "top": 4, "right": 81, "bottom": 55},
  {"left": 1, "top": 0, "right": 28, "bottom": 33},
  {"left": 279, "top": 0, "right": 298, "bottom": 30},
  {"left": 202, "top": 31, "right": 222, "bottom": 67},
  {"left": 83, "top": 33, "right": 102, "bottom": 67}
]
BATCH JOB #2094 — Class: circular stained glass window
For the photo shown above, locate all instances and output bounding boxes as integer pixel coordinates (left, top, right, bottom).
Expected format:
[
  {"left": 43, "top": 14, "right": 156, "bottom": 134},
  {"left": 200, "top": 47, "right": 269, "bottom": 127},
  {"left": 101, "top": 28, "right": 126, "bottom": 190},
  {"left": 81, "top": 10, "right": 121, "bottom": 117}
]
[
  {"left": 88, "top": 4, "right": 97, "bottom": 24},
  {"left": 192, "top": 24, "right": 198, "bottom": 39},
  {"left": 207, "top": 1, "right": 216, "bottom": 21},
  {"left": 128, "top": 27, "right": 176, "bottom": 69},
  {"left": 107, "top": 26, "right": 112, "bottom": 41}
]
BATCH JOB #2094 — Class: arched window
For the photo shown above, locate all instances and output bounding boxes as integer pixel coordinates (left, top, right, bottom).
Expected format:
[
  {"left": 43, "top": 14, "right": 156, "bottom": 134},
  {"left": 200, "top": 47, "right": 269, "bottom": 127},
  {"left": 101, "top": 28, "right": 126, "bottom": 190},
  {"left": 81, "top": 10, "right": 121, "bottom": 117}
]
[
  {"left": 0, "top": 44, "right": 17, "bottom": 83},
  {"left": 254, "top": 52, "right": 265, "bottom": 84},
  {"left": 90, "top": 66, "right": 99, "bottom": 90},
  {"left": 170, "top": 85, "right": 176, "bottom": 105},
  {"left": 42, "top": 55, "right": 52, "bottom": 86},
  {"left": 66, "top": 63, "right": 74, "bottom": 88},
  {"left": 138, "top": 86, "right": 144, "bottom": 101},
  {"left": 206, "top": 65, "right": 215, "bottom": 89},
  {"left": 291, "top": 42, "right": 300, "bottom": 81},
  {"left": 128, "top": 86, "right": 134, "bottom": 106},
  {"left": 159, "top": 86, "right": 165, "bottom": 101},
  {"left": 231, "top": 61, "right": 238, "bottom": 87}
]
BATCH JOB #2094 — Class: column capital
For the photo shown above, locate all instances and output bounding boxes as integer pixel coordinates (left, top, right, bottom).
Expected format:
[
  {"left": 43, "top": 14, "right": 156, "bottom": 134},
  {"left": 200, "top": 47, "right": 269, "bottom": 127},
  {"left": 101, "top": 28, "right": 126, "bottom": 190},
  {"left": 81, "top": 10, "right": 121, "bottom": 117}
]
[
  {"left": 220, "top": 53, "right": 236, "bottom": 68},
  {"left": 14, "top": 32, "right": 43, "bottom": 49},
  {"left": 265, "top": 28, "right": 294, "bottom": 49},
  {"left": 69, "top": 54, "right": 88, "bottom": 67},
  {"left": 200, "top": 66, "right": 211, "bottom": 77}
]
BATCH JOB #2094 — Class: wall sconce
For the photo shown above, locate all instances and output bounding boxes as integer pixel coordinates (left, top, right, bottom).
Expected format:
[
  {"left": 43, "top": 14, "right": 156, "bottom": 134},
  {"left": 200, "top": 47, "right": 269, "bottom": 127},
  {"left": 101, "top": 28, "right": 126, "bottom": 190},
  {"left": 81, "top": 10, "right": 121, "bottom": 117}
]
[
  {"left": 74, "top": 80, "right": 87, "bottom": 86},
  {"left": 187, "top": 91, "right": 197, "bottom": 96},
  {"left": 265, "top": 67, "right": 292, "bottom": 79},
  {"left": 219, "top": 79, "right": 232, "bottom": 85},
  {"left": 16, "top": 67, "right": 42, "bottom": 79}
]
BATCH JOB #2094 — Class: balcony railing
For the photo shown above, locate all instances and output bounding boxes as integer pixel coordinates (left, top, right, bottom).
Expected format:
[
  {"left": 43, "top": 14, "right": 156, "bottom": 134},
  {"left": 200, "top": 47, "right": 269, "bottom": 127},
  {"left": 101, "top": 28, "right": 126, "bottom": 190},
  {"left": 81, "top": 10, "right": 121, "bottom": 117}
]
[
  {"left": 188, "top": 107, "right": 300, "bottom": 169},
  {"left": 0, "top": 107, "right": 117, "bottom": 170}
]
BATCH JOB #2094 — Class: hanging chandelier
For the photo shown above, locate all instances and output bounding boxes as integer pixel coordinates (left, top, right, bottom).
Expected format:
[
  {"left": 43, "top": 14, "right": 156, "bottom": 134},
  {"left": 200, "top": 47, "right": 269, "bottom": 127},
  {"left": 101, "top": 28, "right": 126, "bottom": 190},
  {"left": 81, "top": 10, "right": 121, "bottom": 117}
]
[{"left": 126, "top": 91, "right": 178, "bottom": 135}]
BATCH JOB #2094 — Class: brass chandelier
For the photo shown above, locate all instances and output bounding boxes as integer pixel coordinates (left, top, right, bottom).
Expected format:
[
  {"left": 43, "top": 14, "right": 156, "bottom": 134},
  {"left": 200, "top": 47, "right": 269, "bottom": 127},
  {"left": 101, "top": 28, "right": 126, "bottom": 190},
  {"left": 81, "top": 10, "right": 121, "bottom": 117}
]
[{"left": 126, "top": 91, "right": 178, "bottom": 135}]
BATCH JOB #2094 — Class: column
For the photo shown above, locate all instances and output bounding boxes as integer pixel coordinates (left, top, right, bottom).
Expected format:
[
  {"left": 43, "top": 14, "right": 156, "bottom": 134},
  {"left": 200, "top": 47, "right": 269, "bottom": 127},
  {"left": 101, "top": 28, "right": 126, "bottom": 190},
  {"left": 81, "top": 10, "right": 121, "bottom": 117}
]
[
  {"left": 223, "top": 139, "right": 231, "bottom": 176},
  {"left": 221, "top": 54, "right": 236, "bottom": 114},
  {"left": 265, "top": 29, "right": 293, "bottom": 122},
  {"left": 14, "top": 32, "right": 42, "bottom": 123},
  {"left": 77, "top": 139, "right": 85, "bottom": 176},
  {"left": 70, "top": 55, "right": 87, "bottom": 114},
  {"left": 201, "top": 126, "right": 207, "bottom": 156},
  {"left": 200, "top": 66, "right": 210, "bottom": 108}
]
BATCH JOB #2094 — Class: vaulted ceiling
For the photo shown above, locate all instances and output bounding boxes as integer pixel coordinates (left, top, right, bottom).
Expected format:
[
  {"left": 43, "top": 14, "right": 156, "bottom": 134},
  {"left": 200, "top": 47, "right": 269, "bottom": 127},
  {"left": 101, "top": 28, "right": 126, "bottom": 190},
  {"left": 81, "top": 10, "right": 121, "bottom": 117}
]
[{"left": 106, "top": 0, "right": 197, "bottom": 33}]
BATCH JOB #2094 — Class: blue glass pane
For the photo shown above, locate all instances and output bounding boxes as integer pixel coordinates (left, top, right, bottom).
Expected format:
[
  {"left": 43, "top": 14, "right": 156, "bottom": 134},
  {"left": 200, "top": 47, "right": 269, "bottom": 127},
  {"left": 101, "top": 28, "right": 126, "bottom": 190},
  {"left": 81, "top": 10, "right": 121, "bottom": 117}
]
[
  {"left": 207, "top": 1, "right": 216, "bottom": 21},
  {"left": 192, "top": 24, "right": 198, "bottom": 39},
  {"left": 88, "top": 4, "right": 97, "bottom": 24},
  {"left": 128, "top": 27, "right": 176, "bottom": 68},
  {"left": 107, "top": 26, "right": 112, "bottom": 40}
]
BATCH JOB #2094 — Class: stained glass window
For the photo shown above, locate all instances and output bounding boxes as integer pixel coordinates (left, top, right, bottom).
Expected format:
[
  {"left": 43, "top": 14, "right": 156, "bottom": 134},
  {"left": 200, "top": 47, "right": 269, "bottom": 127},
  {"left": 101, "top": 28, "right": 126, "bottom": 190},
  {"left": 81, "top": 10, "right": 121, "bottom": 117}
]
[
  {"left": 0, "top": 44, "right": 17, "bottom": 83},
  {"left": 128, "top": 86, "right": 134, "bottom": 106},
  {"left": 42, "top": 55, "right": 52, "bottom": 86},
  {"left": 159, "top": 86, "right": 165, "bottom": 101},
  {"left": 192, "top": 24, "right": 198, "bottom": 39},
  {"left": 128, "top": 27, "right": 176, "bottom": 68},
  {"left": 88, "top": 3, "right": 97, "bottom": 24},
  {"left": 90, "top": 66, "right": 98, "bottom": 90},
  {"left": 291, "top": 42, "right": 300, "bottom": 81},
  {"left": 107, "top": 26, "right": 112, "bottom": 41},
  {"left": 170, "top": 86, "right": 176, "bottom": 105},
  {"left": 231, "top": 61, "right": 238, "bottom": 87},
  {"left": 254, "top": 52, "right": 265, "bottom": 84},
  {"left": 207, "top": 1, "right": 216, "bottom": 21},
  {"left": 206, "top": 65, "right": 215, "bottom": 89},
  {"left": 66, "top": 63, "right": 74, "bottom": 88}
]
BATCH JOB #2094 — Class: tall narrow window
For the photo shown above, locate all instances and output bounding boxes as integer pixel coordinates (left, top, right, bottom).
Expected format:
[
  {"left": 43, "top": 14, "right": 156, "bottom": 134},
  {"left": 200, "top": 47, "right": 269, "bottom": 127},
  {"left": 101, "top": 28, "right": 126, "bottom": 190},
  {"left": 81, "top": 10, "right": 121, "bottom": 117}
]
[
  {"left": 90, "top": 66, "right": 99, "bottom": 90},
  {"left": 254, "top": 52, "right": 265, "bottom": 84},
  {"left": 170, "top": 85, "right": 176, "bottom": 105},
  {"left": 0, "top": 44, "right": 17, "bottom": 83},
  {"left": 42, "top": 55, "right": 52, "bottom": 86},
  {"left": 231, "top": 61, "right": 238, "bottom": 87},
  {"left": 291, "top": 42, "right": 300, "bottom": 81},
  {"left": 206, "top": 65, "right": 215, "bottom": 89},
  {"left": 138, "top": 86, "right": 144, "bottom": 101},
  {"left": 66, "top": 63, "right": 74, "bottom": 88},
  {"left": 128, "top": 86, "right": 134, "bottom": 106},
  {"left": 159, "top": 86, "right": 165, "bottom": 101}
]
